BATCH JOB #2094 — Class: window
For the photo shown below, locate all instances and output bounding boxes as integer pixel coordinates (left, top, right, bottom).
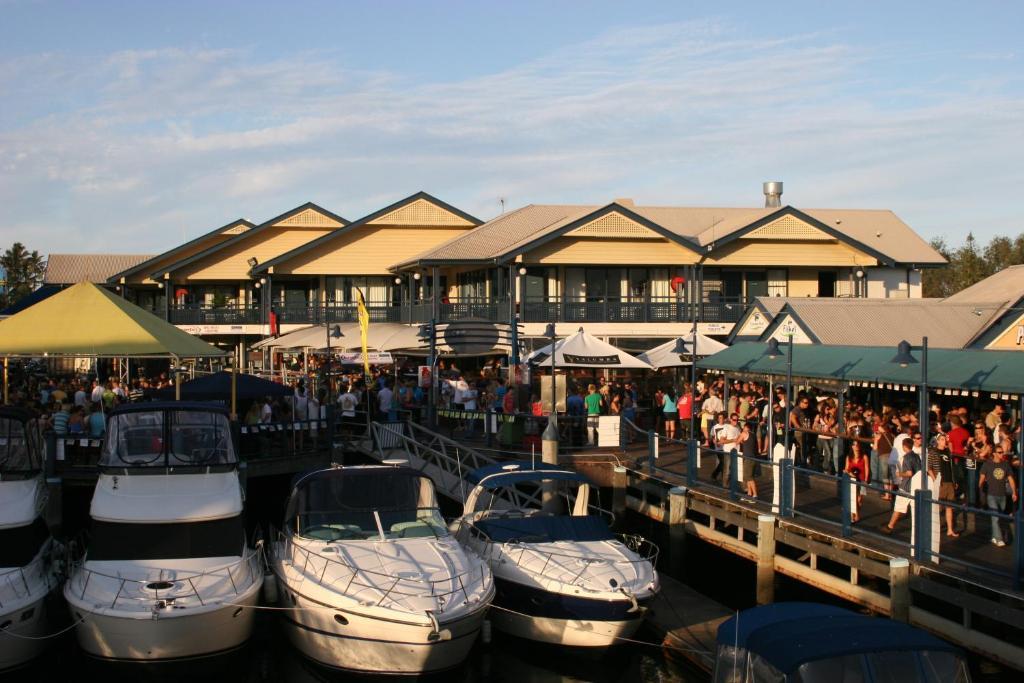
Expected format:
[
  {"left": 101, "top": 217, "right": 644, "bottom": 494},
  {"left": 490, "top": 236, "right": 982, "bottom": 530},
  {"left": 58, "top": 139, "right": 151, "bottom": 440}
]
[
  {"left": 326, "top": 277, "right": 399, "bottom": 305},
  {"left": 456, "top": 270, "right": 488, "bottom": 299},
  {"left": 89, "top": 516, "right": 246, "bottom": 561},
  {"left": 101, "top": 409, "right": 236, "bottom": 468},
  {"left": 0, "top": 417, "right": 40, "bottom": 473},
  {"left": 767, "top": 269, "right": 787, "bottom": 297}
]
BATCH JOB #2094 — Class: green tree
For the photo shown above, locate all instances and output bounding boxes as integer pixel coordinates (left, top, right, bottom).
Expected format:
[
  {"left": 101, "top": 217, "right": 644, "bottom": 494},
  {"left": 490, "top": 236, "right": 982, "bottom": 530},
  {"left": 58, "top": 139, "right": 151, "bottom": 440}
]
[
  {"left": 922, "top": 237, "right": 952, "bottom": 297},
  {"left": 0, "top": 243, "right": 46, "bottom": 308}
]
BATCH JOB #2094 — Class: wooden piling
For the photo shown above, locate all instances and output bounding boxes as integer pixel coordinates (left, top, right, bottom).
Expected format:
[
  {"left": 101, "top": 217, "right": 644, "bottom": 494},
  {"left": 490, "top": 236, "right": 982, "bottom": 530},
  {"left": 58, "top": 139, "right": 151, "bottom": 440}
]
[
  {"left": 889, "top": 557, "right": 910, "bottom": 622},
  {"left": 612, "top": 465, "right": 627, "bottom": 523},
  {"left": 668, "top": 486, "right": 688, "bottom": 576},
  {"left": 756, "top": 514, "right": 776, "bottom": 605}
]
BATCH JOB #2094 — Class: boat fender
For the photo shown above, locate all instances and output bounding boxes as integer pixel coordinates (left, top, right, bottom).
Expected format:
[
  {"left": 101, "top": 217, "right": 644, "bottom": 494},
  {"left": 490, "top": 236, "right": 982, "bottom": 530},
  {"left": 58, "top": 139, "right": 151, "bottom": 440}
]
[
  {"left": 426, "top": 611, "right": 452, "bottom": 642},
  {"left": 481, "top": 619, "right": 492, "bottom": 645},
  {"left": 263, "top": 572, "right": 279, "bottom": 604}
]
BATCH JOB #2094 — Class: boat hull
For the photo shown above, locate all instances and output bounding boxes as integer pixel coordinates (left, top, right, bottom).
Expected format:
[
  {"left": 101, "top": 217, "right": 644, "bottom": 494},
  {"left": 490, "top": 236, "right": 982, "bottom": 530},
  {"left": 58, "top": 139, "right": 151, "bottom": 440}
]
[
  {"left": 66, "top": 582, "right": 260, "bottom": 662},
  {"left": 490, "top": 577, "right": 648, "bottom": 647},
  {"left": 0, "top": 593, "right": 50, "bottom": 671},
  {"left": 277, "top": 580, "right": 488, "bottom": 674}
]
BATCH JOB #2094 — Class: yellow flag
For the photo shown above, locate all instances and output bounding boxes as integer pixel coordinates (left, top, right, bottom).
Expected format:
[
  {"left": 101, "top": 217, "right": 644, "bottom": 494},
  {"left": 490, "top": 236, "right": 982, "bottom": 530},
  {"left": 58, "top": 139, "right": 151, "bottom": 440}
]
[{"left": 356, "top": 288, "right": 370, "bottom": 377}]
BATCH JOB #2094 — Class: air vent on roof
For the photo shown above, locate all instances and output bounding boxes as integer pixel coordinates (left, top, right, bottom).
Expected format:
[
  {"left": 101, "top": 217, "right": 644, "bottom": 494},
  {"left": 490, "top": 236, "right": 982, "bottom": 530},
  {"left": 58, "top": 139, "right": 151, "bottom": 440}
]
[{"left": 763, "top": 181, "right": 783, "bottom": 208}]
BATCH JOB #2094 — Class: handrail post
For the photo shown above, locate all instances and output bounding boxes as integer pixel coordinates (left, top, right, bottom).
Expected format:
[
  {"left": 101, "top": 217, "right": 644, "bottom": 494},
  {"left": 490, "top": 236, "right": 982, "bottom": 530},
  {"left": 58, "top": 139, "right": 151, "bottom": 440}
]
[
  {"left": 686, "top": 438, "right": 697, "bottom": 487},
  {"left": 913, "top": 488, "right": 932, "bottom": 563},
  {"left": 728, "top": 449, "right": 739, "bottom": 500},
  {"left": 840, "top": 472, "right": 852, "bottom": 538},
  {"left": 647, "top": 430, "right": 656, "bottom": 473},
  {"left": 780, "top": 457, "right": 794, "bottom": 518}
]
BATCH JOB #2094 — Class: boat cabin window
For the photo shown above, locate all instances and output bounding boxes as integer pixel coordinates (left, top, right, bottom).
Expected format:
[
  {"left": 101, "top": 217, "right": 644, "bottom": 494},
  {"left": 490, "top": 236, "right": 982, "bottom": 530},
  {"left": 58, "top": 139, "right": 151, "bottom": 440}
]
[
  {"left": 288, "top": 469, "right": 447, "bottom": 541},
  {"left": 0, "top": 417, "right": 40, "bottom": 473},
  {"left": 789, "top": 650, "right": 970, "bottom": 683},
  {"left": 88, "top": 515, "right": 245, "bottom": 561},
  {"left": 101, "top": 409, "right": 236, "bottom": 468}
]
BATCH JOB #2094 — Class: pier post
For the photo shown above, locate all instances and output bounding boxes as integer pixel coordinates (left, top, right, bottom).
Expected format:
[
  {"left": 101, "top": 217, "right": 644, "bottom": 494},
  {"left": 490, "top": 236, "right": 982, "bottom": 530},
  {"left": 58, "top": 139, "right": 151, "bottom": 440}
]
[
  {"left": 668, "top": 486, "right": 688, "bottom": 577},
  {"left": 728, "top": 449, "right": 739, "bottom": 500},
  {"left": 756, "top": 514, "right": 776, "bottom": 605},
  {"left": 686, "top": 438, "right": 697, "bottom": 487},
  {"left": 647, "top": 430, "right": 657, "bottom": 473},
  {"left": 780, "top": 457, "right": 794, "bottom": 517},
  {"left": 612, "top": 465, "right": 627, "bottom": 526},
  {"left": 840, "top": 472, "right": 852, "bottom": 538},
  {"left": 889, "top": 557, "right": 911, "bottom": 623}
]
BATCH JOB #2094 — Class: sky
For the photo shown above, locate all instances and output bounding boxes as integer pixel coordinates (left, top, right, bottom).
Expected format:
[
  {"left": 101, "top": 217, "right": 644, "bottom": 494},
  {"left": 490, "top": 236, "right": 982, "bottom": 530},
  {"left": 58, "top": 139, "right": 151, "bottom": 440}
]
[{"left": 0, "top": 1, "right": 1021, "bottom": 255}]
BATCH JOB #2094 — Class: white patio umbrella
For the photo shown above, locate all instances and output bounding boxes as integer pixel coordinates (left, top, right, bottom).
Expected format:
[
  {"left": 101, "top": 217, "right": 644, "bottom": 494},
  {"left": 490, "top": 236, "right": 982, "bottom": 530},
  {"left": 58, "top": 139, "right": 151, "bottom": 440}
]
[
  {"left": 637, "top": 333, "right": 728, "bottom": 369},
  {"left": 526, "top": 327, "right": 653, "bottom": 369}
]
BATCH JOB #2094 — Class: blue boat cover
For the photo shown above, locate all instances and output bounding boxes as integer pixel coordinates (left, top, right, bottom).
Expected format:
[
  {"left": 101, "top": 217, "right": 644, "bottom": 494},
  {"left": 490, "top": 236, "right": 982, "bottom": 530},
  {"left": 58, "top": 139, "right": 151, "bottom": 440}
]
[
  {"left": 466, "top": 460, "right": 592, "bottom": 488},
  {"left": 152, "top": 372, "right": 293, "bottom": 402},
  {"left": 716, "top": 603, "right": 961, "bottom": 673},
  {"left": 474, "top": 514, "right": 613, "bottom": 543}
]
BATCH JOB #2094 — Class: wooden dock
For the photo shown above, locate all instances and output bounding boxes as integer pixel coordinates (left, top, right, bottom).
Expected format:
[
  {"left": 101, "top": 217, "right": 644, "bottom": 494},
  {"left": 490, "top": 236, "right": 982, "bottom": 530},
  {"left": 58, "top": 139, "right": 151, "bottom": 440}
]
[{"left": 646, "top": 574, "right": 731, "bottom": 673}]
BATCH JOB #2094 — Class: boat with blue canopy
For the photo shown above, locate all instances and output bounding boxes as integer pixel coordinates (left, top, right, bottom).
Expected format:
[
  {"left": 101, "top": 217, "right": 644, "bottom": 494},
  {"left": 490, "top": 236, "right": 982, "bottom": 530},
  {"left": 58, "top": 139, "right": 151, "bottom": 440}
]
[
  {"left": 712, "top": 602, "right": 970, "bottom": 682},
  {"left": 453, "top": 460, "right": 659, "bottom": 647}
]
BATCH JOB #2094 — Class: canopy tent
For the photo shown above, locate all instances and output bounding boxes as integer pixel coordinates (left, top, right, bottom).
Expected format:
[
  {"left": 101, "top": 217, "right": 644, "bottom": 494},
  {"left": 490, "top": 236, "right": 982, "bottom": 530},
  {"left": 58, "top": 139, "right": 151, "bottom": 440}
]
[
  {"left": 0, "top": 282, "right": 224, "bottom": 358},
  {"left": 526, "top": 328, "right": 653, "bottom": 370},
  {"left": 697, "top": 342, "right": 1024, "bottom": 395},
  {"left": 253, "top": 322, "right": 422, "bottom": 353},
  {"left": 637, "top": 333, "right": 729, "bottom": 369},
  {"left": 152, "top": 371, "right": 292, "bottom": 401}
]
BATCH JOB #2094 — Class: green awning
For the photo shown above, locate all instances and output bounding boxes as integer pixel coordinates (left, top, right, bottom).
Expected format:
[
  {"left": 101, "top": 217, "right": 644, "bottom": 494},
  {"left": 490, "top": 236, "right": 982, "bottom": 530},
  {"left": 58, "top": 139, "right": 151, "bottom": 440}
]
[{"left": 697, "top": 342, "right": 1024, "bottom": 395}]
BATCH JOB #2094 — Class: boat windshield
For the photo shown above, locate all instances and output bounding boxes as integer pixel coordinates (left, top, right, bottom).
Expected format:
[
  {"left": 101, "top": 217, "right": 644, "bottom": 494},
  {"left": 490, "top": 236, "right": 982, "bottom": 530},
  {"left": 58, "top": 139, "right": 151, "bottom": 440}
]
[
  {"left": 0, "top": 416, "right": 41, "bottom": 474},
  {"left": 287, "top": 468, "right": 447, "bottom": 541},
  {"left": 100, "top": 409, "right": 236, "bottom": 468}
]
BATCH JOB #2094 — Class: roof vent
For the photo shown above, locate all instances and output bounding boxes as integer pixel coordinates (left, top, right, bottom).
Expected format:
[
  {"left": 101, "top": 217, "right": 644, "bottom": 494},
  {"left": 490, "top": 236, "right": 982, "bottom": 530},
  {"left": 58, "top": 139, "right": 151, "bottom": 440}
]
[{"left": 763, "top": 181, "right": 783, "bottom": 208}]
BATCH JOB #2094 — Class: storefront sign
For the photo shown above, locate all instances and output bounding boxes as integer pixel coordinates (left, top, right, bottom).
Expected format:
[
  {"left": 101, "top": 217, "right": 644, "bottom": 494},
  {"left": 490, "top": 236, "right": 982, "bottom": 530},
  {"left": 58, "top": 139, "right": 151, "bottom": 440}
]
[{"left": 563, "top": 354, "right": 620, "bottom": 365}]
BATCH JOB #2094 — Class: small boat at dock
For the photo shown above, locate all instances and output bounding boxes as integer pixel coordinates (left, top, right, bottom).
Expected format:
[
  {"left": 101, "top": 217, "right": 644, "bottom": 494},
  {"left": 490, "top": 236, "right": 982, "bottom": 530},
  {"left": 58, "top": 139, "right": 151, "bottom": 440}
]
[
  {"left": 452, "top": 461, "right": 659, "bottom": 647},
  {"left": 0, "top": 408, "right": 61, "bottom": 671},
  {"left": 711, "top": 602, "right": 972, "bottom": 682},
  {"left": 271, "top": 462, "right": 494, "bottom": 674},
  {"left": 64, "top": 402, "right": 263, "bottom": 661}
]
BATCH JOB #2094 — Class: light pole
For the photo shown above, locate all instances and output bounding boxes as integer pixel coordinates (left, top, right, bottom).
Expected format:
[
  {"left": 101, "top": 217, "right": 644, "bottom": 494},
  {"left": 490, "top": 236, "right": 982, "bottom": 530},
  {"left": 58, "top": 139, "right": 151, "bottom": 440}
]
[
  {"left": 766, "top": 338, "right": 794, "bottom": 457},
  {"left": 325, "top": 324, "right": 343, "bottom": 405},
  {"left": 544, "top": 322, "right": 557, "bottom": 423},
  {"left": 891, "top": 337, "right": 929, "bottom": 457}
]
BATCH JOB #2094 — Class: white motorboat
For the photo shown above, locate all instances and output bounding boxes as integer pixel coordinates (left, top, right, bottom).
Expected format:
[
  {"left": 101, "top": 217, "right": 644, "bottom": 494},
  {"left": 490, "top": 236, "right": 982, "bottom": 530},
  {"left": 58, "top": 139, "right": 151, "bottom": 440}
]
[
  {"left": 452, "top": 461, "right": 659, "bottom": 647},
  {"left": 271, "top": 463, "right": 493, "bottom": 674},
  {"left": 0, "top": 408, "right": 60, "bottom": 671},
  {"left": 65, "top": 402, "right": 262, "bottom": 661}
]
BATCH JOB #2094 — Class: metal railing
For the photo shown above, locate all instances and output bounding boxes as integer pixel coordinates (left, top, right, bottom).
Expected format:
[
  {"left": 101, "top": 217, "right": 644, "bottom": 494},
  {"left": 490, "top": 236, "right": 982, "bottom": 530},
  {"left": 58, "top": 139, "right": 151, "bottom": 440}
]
[
  {"left": 521, "top": 295, "right": 745, "bottom": 323},
  {"left": 68, "top": 543, "right": 263, "bottom": 612},
  {"left": 0, "top": 546, "right": 57, "bottom": 610},
  {"left": 169, "top": 304, "right": 260, "bottom": 325},
  {"left": 275, "top": 531, "right": 489, "bottom": 616},
  {"left": 643, "top": 436, "right": 1024, "bottom": 587}
]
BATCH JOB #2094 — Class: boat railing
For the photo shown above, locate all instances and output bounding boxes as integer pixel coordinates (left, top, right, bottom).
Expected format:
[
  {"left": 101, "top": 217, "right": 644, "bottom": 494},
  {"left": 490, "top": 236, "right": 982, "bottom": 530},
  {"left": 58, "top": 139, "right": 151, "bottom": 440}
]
[
  {"left": 454, "top": 519, "right": 658, "bottom": 591},
  {"left": 0, "top": 545, "right": 55, "bottom": 610},
  {"left": 69, "top": 542, "right": 263, "bottom": 611},
  {"left": 277, "top": 531, "right": 488, "bottom": 613}
]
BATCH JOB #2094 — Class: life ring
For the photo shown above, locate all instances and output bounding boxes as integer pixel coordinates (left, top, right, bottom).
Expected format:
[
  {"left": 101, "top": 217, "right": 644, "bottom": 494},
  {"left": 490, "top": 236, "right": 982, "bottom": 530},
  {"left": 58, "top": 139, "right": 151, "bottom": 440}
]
[{"left": 670, "top": 276, "right": 686, "bottom": 293}]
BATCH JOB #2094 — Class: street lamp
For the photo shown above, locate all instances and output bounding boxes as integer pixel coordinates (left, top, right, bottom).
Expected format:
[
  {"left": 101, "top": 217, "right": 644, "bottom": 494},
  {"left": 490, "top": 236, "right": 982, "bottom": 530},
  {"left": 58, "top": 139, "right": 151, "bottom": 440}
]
[
  {"left": 543, "top": 322, "right": 558, "bottom": 439},
  {"left": 325, "top": 324, "right": 343, "bottom": 404},
  {"left": 890, "top": 337, "right": 928, "bottom": 458},
  {"left": 765, "top": 337, "right": 794, "bottom": 457}
]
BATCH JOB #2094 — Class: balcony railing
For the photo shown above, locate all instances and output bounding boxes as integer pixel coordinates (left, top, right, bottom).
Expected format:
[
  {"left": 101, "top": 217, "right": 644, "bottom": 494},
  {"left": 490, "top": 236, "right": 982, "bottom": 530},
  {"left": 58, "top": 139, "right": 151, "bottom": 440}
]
[
  {"left": 170, "top": 295, "right": 745, "bottom": 329},
  {"left": 521, "top": 296, "right": 745, "bottom": 324},
  {"left": 169, "top": 304, "right": 260, "bottom": 325}
]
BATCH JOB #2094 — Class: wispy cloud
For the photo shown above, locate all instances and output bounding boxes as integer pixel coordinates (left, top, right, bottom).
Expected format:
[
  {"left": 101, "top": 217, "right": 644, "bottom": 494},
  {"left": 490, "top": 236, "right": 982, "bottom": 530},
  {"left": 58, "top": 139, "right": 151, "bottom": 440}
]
[{"left": 0, "top": 18, "right": 1021, "bottom": 252}]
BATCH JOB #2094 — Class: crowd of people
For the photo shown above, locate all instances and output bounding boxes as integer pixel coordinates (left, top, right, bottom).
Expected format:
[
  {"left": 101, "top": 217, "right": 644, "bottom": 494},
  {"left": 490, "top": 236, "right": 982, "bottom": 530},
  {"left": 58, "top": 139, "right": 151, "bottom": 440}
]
[{"left": 8, "top": 358, "right": 1022, "bottom": 548}]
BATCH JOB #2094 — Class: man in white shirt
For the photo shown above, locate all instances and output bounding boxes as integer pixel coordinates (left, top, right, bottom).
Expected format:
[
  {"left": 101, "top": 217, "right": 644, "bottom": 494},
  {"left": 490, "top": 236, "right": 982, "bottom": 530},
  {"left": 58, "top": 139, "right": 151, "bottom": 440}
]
[
  {"left": 378, "top": 382, "right": 394, "bottom": 420},
  {"left": 338, "top": 385, "right": 358, "bottom": 418},
  {"left": 712, "top": 412, "right": 742, "bottom": 484},
  {"left": 260, "top": 397, "right": 273, "bottom": 423},
  {"left": 90, "top": 380, "right": 104, "bottom": 404}
]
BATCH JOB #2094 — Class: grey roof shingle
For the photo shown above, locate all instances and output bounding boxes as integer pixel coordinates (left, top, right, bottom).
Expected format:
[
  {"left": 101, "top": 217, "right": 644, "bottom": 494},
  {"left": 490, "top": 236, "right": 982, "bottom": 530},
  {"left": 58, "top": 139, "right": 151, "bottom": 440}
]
[
  {"left": 44, "top": 254, "right": 156, "bottom": 284},
  {"left": 779, "top": 298, "right": 996, "bottom": 349},
  {"left": 393, "top": 203, "right": 946, "bottom": 268}
]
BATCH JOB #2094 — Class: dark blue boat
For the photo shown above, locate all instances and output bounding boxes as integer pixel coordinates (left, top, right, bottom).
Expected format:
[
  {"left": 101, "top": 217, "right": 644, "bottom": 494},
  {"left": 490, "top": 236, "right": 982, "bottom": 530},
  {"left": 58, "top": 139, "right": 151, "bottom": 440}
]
[{"left": 712, "top": 602, "right": 970, "bottom": 682}]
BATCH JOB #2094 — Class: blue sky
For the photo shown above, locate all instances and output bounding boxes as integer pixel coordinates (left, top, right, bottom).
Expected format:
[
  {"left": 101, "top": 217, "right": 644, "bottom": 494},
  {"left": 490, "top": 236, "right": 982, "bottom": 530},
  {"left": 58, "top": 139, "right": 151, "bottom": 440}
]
[{"left": 1, "top": 1, "right": 1021, "bottom": 254}]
